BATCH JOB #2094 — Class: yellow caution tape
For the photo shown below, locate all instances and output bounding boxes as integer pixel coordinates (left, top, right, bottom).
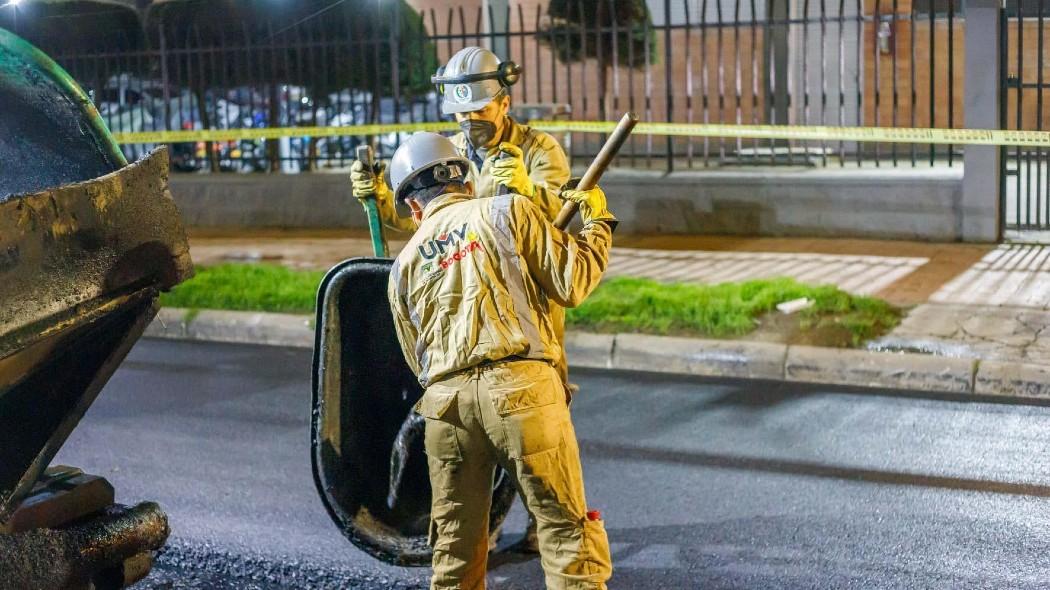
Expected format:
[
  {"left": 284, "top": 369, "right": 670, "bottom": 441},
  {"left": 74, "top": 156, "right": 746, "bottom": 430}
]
[
  {"left": 111, "top": 121, "right": 1050, "bottom": 147},
  {"left": 538, "top": 121, "right": 1050, "bottom": 146},
  {"left": 111, "top": 122, "right": 457, "bottom": 144}
]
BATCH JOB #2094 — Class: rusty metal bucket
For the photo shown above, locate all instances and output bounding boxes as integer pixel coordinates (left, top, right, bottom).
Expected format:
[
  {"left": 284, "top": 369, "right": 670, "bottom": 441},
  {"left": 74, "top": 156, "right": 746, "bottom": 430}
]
[{"left": 311, "top": 257, "right": 517, "bottom": 566}]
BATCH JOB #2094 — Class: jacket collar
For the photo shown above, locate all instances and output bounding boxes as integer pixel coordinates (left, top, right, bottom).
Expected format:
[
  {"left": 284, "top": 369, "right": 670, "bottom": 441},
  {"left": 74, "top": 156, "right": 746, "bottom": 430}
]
[
  {"left": 500, "top": 115, "right": 526, "bottom": 147},
  {"left": 420, "top": 192, "right": 475, "bottom": 222}
]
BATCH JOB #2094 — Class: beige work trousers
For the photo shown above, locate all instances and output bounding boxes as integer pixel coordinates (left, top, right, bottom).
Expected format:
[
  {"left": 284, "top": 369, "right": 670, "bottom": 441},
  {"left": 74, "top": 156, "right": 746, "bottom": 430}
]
[{"left": 415, "top": 360, "right": 612, "bottom": 590}]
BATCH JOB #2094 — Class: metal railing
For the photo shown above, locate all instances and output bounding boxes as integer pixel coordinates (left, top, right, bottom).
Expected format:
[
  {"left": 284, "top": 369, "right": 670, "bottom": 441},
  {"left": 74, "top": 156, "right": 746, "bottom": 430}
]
[
  {"left": 1002, "top": 0, "right": 1050, "bottom": 231},
  {"left": 21, "top": 0, "right": 990, "bottom": 173}
]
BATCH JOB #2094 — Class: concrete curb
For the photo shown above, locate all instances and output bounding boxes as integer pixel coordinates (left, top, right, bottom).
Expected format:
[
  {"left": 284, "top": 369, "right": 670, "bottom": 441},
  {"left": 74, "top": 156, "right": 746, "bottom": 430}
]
[
  {"left": 785, "top": 345, "right": 976, "bottom": 394},
  {"left": 149, "top": 308, "right": 314, "bottom": 348},
  {"left": 146, "top": 308, "right": 1050, "bottom": 402}
]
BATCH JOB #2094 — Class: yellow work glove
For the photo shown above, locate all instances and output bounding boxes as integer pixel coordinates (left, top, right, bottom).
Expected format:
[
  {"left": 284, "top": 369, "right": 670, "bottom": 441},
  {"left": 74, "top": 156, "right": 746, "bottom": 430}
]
[
  {"left": 489, "top": 142, "right": 535, "bottom": 197},
  {"left": 563, "top": 184, "right": 616, "bottom": 226},
  {"left": 350, "top": 158, "right": 394, "bottom": 207}
]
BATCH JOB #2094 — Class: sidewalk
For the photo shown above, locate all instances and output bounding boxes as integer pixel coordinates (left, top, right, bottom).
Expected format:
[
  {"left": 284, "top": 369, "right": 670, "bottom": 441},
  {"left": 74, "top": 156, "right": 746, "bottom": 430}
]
[{"left": 172, "top": 229, "right": 1050, "bottom": 399}]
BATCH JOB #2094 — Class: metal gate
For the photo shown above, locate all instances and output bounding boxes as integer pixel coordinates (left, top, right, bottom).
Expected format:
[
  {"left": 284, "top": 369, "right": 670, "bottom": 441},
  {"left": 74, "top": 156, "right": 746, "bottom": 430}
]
[{"left": 1002, "top": 0, "right": 1050, "bottom": 232}]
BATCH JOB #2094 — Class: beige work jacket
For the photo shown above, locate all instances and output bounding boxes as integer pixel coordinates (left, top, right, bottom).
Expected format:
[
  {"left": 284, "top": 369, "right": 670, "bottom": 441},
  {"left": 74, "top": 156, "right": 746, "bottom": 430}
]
[{"left": 388, "top": 193, "right": 611, "bottom": 388}]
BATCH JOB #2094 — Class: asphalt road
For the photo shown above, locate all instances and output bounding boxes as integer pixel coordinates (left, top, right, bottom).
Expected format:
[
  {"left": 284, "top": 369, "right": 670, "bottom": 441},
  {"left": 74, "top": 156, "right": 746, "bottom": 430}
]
[{"left": 56, "top": 339, "right": 1050, "bottom": 589}]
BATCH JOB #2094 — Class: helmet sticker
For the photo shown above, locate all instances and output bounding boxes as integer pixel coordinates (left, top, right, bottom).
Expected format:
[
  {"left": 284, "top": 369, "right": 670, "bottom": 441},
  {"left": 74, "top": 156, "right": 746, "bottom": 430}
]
[{"left": 452, "top": 84, "right": 472, "bottom": 104}]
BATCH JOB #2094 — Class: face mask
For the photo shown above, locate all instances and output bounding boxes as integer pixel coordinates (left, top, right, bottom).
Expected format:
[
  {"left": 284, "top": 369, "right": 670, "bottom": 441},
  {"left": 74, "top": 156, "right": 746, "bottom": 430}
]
[{"left": 459, "top": 119, "right": 498, "bottom": 150}]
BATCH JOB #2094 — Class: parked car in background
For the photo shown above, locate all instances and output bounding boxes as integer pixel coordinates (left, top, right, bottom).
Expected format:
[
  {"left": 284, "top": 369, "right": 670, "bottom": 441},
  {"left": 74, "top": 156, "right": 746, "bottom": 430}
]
[{"left": 94, "top": 74, "right": 441, "bottom": 173}]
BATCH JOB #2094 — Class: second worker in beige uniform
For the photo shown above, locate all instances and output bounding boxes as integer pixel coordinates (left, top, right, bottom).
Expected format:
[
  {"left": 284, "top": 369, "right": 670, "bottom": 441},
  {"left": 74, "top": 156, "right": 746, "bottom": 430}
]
[
  {"left": 351, "top": 46, "right": 573, "bottom": 386},
  {"left": 386, "top": 132, "right": 614, "bottom": 589},
  {"left": 352, "top": 46, "right": 574, "bottom": 553}
]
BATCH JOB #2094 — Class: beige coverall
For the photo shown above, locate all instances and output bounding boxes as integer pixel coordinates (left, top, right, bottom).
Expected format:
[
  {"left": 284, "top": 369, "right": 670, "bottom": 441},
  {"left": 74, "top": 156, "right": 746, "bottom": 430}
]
[
  {"left": 388, "top": 193, "right": 613, "bottom": 590},
  {"left": 378, "top": 115, "right": 573, "bottom": 384}
]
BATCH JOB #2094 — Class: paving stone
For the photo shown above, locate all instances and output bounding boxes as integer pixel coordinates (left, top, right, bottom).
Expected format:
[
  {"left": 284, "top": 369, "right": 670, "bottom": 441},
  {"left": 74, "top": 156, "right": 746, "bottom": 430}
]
[
  {"left": 927, "top": 245, "right": 1050, "bottom": 307},
  {"left": 892, "top": 304, "right": 964, "bottom": 338},
  {"left": 606, "top": 248, "right": 926, "bottom": 296},
  {"left": 960, "top": 340, "right": 1027, "bottom": 362},
  {"left": 785, "top": 346, "right": 975, "bottom": 394},
  {"left": 613, "top": 334, "right": 786, "bottom": 380},
  {"left": 958, "top": 314, "right": 1037, "bottom": 347}
]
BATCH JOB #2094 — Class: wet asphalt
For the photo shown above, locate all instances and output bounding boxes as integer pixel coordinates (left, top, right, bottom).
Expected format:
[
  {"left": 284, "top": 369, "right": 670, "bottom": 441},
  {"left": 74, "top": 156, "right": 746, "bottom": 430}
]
[{"left": 55, "top": 339, "right": 1050, "bottom": 589}]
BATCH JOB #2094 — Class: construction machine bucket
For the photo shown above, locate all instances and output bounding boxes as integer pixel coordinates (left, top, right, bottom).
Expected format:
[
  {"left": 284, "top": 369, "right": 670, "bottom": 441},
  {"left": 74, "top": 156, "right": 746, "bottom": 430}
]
[
  {"left": 312, "top": 258, "right": 516, "bottom": 566},
  {"left": 0, "top": 148, "right": 192, "bottom": 522},
  {"left": 0, "top": 26, "right": 127, "bottom": 199},
  {"left": 0, "top": 27, "right": 190, "bottom": 588}
]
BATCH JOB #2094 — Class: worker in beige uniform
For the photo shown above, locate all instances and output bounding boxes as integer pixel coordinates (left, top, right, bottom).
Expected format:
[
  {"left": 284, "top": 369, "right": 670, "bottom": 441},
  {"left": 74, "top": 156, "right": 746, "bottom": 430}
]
[
  {"left": 386, "top": 132, "right": 614, "bottom": 590},
  {"left": 352, "top": 46, "right": 570, "bottom": 231},
  {"left": 352, "top": 46, "right": 573, "bottom": 553}
]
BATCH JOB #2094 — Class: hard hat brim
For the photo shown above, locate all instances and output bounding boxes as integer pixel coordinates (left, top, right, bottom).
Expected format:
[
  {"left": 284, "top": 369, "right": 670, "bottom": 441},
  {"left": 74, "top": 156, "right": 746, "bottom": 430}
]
[{"left": 441, "top": 97, "right": 496, "bottom": 115}]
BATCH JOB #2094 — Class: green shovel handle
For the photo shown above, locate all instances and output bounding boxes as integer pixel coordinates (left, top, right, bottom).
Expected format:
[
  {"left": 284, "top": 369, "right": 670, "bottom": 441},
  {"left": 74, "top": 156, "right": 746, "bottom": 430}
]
[
  {"left": 361, "top": 197, "right": 389, "bottom": 258},
  {"left": 355, "top": 144, "right": 389, "bottom": 258}
]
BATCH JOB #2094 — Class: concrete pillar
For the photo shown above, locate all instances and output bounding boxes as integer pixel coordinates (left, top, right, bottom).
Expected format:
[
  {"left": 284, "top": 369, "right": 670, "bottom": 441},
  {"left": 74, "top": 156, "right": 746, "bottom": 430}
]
[
  {"left": 962, "top": 0, "right": 1002, "bottom": 242},
  {"left": 485, "top": 0, "right": 510, "bottom": 61}
]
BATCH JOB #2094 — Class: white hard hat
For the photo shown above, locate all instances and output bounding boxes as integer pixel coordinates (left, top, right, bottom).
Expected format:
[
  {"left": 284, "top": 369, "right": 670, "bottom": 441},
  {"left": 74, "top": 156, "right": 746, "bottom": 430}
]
[
  {"left": 389, "top": 132, "right": 472, "bottom": 202},
  {"left": 431, "top": 46, "right": 521, "bottom": 115}
]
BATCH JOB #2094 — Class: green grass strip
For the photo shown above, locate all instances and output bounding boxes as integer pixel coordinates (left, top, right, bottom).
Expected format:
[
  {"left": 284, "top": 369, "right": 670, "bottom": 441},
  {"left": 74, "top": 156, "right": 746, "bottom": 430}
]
[
  {"left": 159, "top": 263, "right": 325, "bottom": 314},
  {"left": 160, "top": 264, "right": 900, "bottom": 345},
  {"left": 566, "top": 276, "right": 900, "bottom": 344}
]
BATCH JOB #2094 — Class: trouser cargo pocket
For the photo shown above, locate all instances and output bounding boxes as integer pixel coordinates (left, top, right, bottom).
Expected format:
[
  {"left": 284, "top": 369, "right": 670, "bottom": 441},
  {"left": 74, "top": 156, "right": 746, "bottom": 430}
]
[{"left": 485, "top": 361, "right": 568, "bottom": 459}]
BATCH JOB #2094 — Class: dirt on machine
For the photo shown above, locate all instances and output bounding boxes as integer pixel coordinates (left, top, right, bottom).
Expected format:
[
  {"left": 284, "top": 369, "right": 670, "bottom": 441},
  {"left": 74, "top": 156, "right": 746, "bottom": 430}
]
[{"left": 0, "top": 28, "right": 192, "bottom": 589}]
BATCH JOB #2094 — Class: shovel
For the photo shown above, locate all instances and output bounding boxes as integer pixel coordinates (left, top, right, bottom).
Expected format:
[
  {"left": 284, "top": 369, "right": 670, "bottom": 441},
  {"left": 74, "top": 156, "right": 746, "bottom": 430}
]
[{"left": 356, "top": 144, "right": 391, "bottom": 258}]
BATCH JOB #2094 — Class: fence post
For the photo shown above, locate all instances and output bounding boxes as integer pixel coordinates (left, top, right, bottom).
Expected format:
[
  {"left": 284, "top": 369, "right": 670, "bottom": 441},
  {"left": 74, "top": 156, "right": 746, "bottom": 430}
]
[
  {"left": 765, "top": 0, "right": 790, "bottom": 129},
  {"left": 962, "top": 0, "right": 1002, "bottom": 242},
  {"left": 664, "top": 0, "right": 674, "bottom": 173},
  {"left": 485, "top": 0, "right": 510, "bottom": 59}
]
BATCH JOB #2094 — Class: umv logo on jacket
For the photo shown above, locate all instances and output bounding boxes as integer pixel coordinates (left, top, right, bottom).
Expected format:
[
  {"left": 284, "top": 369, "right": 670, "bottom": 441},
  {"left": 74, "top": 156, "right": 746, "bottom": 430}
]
[
  {"left": 418, "top": 223, "right": 471, "bottom": 260},
  {"left": 419, "top": 223, "right": 483, "bottom": 278}
]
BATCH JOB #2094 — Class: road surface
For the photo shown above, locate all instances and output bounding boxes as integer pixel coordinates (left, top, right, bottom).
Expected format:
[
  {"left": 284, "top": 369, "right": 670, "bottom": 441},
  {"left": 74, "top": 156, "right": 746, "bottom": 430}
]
[{"left": 56, "top": 339, "right": 1050, "bottom": 589}]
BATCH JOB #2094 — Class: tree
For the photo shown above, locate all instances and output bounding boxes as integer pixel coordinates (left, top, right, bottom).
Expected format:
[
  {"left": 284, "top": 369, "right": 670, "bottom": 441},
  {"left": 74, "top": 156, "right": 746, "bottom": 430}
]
[{"left": 540, "top": 0, "right": 656, "bottom": 120}]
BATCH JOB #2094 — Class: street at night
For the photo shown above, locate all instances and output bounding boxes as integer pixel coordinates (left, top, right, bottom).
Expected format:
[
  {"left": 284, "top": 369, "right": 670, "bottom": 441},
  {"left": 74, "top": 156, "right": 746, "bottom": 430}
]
[
  {"left": 8, "top": 1, "right": 1050, "bottom": 587},
  {"left": 55, "top": 339, "right": 1050, "bottom": 590}
]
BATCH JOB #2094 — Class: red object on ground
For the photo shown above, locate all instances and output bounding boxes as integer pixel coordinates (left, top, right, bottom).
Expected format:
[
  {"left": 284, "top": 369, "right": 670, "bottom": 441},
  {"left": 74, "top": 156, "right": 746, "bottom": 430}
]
[{"left": 586, "top": 510, "right": 602, "bottom": 521}]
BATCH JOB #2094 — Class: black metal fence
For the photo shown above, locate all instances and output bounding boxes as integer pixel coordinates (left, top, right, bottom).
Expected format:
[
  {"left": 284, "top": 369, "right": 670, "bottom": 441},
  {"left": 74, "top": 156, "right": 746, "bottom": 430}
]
[
  {"left": 23, "top": 0, "right": 986, "bottom": 173},
  {"left": 1002, "top": 0, "right": 1050, "bottom": 231}
]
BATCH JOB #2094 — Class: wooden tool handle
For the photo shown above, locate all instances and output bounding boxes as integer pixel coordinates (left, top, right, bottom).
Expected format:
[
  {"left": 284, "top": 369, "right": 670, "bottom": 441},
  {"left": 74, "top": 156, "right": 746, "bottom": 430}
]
[{"left": 553, "top": 112, "right": 639, "bottom": 230}]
